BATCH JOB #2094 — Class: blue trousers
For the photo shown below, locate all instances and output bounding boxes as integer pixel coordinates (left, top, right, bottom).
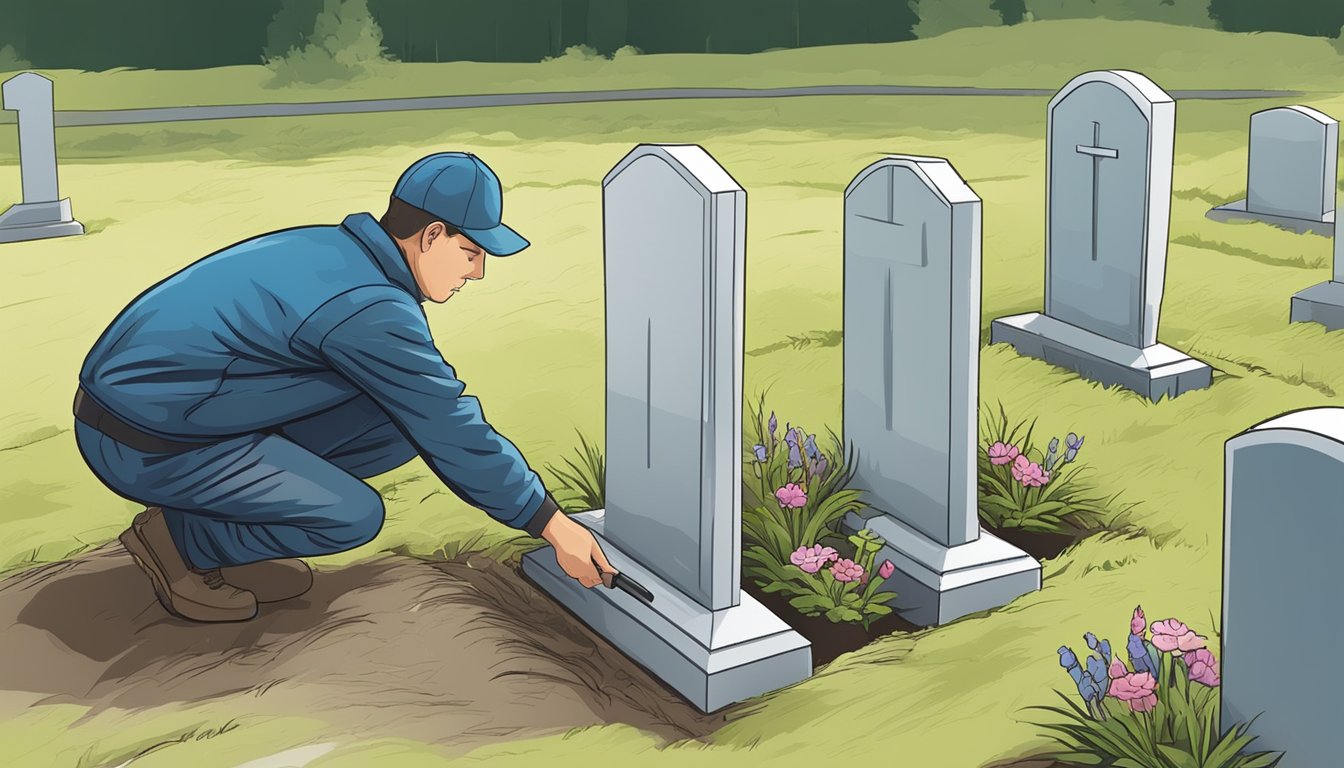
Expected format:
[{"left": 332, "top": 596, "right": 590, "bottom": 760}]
[{"left": 76, "top": 395, "right": 416, "bottom": 570}]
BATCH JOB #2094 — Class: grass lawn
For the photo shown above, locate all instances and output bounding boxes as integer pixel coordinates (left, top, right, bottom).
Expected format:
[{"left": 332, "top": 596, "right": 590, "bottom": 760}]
[{"left": 2, "top": 18, "right": 1342, "bottom": 768}]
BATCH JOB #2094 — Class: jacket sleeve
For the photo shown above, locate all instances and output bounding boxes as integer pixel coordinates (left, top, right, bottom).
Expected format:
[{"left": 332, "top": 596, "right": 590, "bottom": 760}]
[{"left": 316, "top": 297, "right": 559, "bottom": 537}]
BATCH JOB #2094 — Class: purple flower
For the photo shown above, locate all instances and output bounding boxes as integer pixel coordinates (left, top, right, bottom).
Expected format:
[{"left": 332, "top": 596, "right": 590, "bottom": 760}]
[
  {"left": 768, "top": 412, "right": 777, "bottom": 437},
  {"left": 1085, "top": 654, "right": 1111, "bottom": 698},
  {"left": 804, "top": 434, "right": 819, "bottom": 460},
  {"left": 1058, "top": 646, "right": 1079, "bottom": 671},
  {"left": 788, "top": 442, "right": 803, "bottom": 469},
  {"left": 752, "top": 444, "right": 767, "bottom": 462},
  {"left": 1064, "top": 433, "right": 1084, "bottom": 463},
  {"left": 809, "top": 454, "right": 830, "bottom": 481},
  {"left": 1127, "top": 633, "right": 1157, "bottom": 677}
]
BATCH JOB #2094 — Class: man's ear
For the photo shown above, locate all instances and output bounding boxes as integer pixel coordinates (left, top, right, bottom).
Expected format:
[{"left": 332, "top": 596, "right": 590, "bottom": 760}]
[{"left": 421, "top": 221, "right": 445, "bottom": 252}]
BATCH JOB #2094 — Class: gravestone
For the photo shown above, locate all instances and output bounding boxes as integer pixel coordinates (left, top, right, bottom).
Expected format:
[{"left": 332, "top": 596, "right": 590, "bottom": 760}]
[
  {"left": 1209, "top": 106, "right": 1337, "bottom": 236},
  {"left": 840, "top": 155, "right": 1040, "bottom": 627},
  {"left": 0, "top": 72, "right": 84, "bottom": 244},
  {"left": 1222, "top": 408, "right": 1344, "bottom": 768},
  {"left": 990, "top": 70, "right": 1211, "bottom": 402},
  {"left": 521, "top": 143, "right": 810, "bottom": 712},
  {"left": 1289, "top": 175, "right": 1344, "bottom": 330}
]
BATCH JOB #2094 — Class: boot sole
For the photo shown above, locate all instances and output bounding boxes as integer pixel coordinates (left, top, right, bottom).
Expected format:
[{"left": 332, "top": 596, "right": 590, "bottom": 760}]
[{"left": 119, "top": 528, "right": 257, "bottom": 623}]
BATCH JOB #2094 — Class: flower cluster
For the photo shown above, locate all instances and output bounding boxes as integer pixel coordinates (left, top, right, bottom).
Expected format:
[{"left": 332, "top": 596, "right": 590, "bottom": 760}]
[
  {"left": 752, "top": 411, "right": 831, "bottom": 484},
  {"left": 987, "top": 432, "right": 1083, "bottom": 490},
  {"left": 1058, "top": 605, "right": 1221, "bottom": 720},
  {"left": 756, "top": 528, "right": 897, "bottom": 629}
]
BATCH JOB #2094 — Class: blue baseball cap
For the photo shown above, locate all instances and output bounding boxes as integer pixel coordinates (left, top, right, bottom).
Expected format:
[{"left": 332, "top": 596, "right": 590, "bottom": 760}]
[{"left": 391, "top": 152, "right": 529, "bottom": 256}]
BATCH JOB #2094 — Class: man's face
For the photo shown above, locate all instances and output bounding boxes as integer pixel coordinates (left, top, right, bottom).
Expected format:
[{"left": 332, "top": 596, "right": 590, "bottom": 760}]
[{"left": 408, "top": 222, "right": 486, "bottom": 303}]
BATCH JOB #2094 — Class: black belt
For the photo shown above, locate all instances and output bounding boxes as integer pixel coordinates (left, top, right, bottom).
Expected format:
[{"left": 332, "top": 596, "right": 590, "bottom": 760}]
[{"left": 73, "top": 387, "right": 217, "bottom": 454}]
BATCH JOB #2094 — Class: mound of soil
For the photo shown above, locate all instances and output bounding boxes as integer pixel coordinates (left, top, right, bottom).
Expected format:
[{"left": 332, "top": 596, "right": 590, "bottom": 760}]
[{"left": 0, "top": 545, "right": 723, "bottom": 754}]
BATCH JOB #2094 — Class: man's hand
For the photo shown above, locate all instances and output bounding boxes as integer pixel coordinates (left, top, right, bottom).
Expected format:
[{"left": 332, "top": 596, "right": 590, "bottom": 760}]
[{"left": 541, "top": 512, "right": 615, "bottom": 588}]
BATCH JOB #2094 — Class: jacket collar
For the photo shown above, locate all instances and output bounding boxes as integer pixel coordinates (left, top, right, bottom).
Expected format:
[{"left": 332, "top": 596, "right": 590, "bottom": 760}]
[{"left": 341, "top": 213, "right": 425, "bottom": 303}]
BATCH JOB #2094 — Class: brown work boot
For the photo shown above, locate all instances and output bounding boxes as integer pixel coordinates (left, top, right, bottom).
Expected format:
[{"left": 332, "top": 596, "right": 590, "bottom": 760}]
[
  {"left": 119, "top": 507, "right": 257, "bottom": 622},
  {"left": 220, "top": 558, "right": 313, "bottom": 603}
]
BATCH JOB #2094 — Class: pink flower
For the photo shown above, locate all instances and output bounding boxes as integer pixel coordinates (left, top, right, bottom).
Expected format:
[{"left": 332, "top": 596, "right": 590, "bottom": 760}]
[
  {"left": 1107, "top": 665, "right": 1158, "bottom": 713},
  {"left": 988, "top": 441, "right": 1021, "bottom": 465},
  {"left": 879, "top": 560, "right": 895, "bottom": 579},
  {"left": 1151, "top": 619, "right": 1206, "bottom": 655},
  {"left": 789, "top": 544, "right": 839, "bottom": 574},
  {"left": 1011, "top": 455, "right": 1050, "bottom": 487},
  {"left": 1131, "top": 605, "right": 1146, "bottom": 636},
  {"left": 1185, "top": 648, "right": 1221, "bottom": 687},
  {"left": 830, "top": 558, "right": 865, "bottom": 583},
  {"left": 775, "top": 483, "right": 808, "bottom": 509}
]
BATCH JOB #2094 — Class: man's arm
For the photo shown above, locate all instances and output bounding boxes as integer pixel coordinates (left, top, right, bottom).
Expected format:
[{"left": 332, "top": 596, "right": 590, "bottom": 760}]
[
  {"left": 318, "top": 298, "right": 556, "bottom": 534},
  {"left": 315, "top": 297, "right": 613, "bottom": 587}
]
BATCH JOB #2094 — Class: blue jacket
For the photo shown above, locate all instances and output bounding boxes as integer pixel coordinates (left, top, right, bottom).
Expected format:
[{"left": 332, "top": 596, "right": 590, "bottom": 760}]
[{"left": 79, "top": 213, "right": 551, "bottom": 534}]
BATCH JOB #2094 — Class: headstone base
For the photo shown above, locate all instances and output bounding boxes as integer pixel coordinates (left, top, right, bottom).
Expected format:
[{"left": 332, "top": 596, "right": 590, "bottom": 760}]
[
  {"left": 0, "top": 199, "right": 84, "bottom": 244},
  {"left": 520, "top": 509, "right": 811, "bottom": 713},
  {"left": 841, "top": 510, "right": 1040, "bottom": 627},
  {"left": 990, "top": 312, "right": 1212, "bottom": 402},
  {"left": 1290, "top": 280, "right": 1344, "bottom": 331},
  {"left": 1206, "top": 199, "right": 1334, "bottom": 237}
]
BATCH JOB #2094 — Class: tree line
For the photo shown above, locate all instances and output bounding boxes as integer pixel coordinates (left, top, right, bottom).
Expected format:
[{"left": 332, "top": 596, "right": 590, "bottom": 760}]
[{"left": 0, "top": 0, "right": 1340, "bottom": 72}]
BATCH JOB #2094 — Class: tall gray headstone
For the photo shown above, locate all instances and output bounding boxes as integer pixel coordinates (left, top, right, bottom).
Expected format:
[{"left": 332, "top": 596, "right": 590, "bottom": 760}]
[
  {"left": 1222, "top": 408, "right": 1344, "bottom": 768},
  {"left": 521, "top": 144, "right": 810, "bottom": 713},
  {"left": 0, "top": 72, "right": 84, "bottom": 244},
  {"left": 1289, "top": 164, "right": 1344, "bottom": 330},
  {"left": 991, "top": 70, "right": 1211, "bottom": 402},
  {"left": 1209, "top": 106, "right": 1338, "bottom": 236},
  {"left": 840, "top": 156, "right": 1040, "bottom": 627}
]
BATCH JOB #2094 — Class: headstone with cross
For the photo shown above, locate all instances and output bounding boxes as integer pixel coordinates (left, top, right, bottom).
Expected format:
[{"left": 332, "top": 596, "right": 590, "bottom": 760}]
[
  {"left": 1209, "top": 105, "right": 1337, "bottom": 236},
  {"left": 840, "top": 155, "right": 1041, "bottom": 627},
  {"left": 990, "top": 70, "right": 1211, "bottom": 402},
  {"left": 0, "top": 72, "right": 84, "bottom": 244},
  {"left": 521, "top": 143, "right": 811, "bottom": 713}
]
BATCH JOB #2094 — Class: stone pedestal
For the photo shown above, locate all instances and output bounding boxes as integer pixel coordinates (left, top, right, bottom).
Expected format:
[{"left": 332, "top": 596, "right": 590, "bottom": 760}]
[
  {"left": 521, "top": 510, "right": 811, "bottom": 713},
  {"left": 841, "top": 510, "right": 1040, "bottom": 627},
  {"left": 0, "top": 198, "right": 84, "bottom": 244},
  {"left": 991, "top": 312, "right": 1213, "bottom": 401},
  {"left": 1290, "top": 280, "right": 1344, "bottom": 331}
]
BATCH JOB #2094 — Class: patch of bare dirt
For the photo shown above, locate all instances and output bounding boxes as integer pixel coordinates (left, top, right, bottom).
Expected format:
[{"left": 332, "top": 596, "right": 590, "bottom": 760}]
[{"left": 0, "top": 544, "right": 724, "bottom": 753}]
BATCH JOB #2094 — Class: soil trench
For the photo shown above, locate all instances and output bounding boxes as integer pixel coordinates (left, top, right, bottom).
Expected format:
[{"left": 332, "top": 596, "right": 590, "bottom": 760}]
[{"left": 0, "top": 545, "right": 724, "bottom": 755}]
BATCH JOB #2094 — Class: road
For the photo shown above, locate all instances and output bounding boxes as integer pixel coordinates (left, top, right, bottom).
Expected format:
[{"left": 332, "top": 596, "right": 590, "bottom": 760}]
[{"left": 47, "top": 84, "right": 1304, "bottom": 127}]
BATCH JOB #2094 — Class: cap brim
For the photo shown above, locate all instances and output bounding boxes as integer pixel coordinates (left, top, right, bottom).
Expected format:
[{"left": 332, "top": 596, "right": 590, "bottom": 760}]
[{"left": 461, "top": 221, "right": 529, "bottom": 257}]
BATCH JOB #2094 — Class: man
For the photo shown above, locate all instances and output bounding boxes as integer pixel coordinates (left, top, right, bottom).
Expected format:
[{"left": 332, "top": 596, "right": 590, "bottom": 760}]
[{"left": 74, "top": 151, "right": 613, "bottom": 623}]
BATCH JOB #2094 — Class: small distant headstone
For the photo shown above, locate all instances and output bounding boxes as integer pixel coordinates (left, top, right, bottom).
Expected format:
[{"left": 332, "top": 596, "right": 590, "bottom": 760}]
[
  {"left": 840, "top": 155, "right": 1040, "bottom": 627},
  {"left": 521, "top": 143, "right": 810, "bottom": 713},
  {"left": 1209, "top": 106, "right": 1337, "bottom": 236},
  {"left": 0, "top": 72, "right": 84, "bottom": 244},
  {"left": 1222, "top": 408, "right": 1344, "bottom": 768},
  {"left": 990, "top": 70, "right": 1212, "bottom": 402},
  {"left": 1289, "top": 178, "right": 1344, "bottom": 330}
]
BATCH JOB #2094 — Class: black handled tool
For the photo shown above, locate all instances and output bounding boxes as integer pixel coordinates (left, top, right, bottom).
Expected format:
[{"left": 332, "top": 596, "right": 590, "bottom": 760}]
[{"left": 599, "top": 565, "right": 655, "bottom": 604}]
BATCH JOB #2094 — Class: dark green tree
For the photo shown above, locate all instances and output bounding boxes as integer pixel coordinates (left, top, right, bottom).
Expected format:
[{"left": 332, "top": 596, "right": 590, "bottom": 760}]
[
  {"left": 1209, "top": 0, "right": 1344, "bottom": 37},
  {"left": 910, "top": 0, "right": 1004, "bottom": 39}
]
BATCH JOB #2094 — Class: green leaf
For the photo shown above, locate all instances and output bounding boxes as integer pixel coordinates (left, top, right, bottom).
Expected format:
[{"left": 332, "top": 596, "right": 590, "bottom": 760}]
[
  {"left": 824, "top": 606, "right": 864, "bottom": 623},
  {"left": 789, "top": 594, "right": 836, "bottom": 614}
]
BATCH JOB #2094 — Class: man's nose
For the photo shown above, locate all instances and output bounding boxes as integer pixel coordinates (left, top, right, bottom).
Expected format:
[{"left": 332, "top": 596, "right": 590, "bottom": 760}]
[{"left": 469, "top": 256, "right": 486, "bottom": 280}]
